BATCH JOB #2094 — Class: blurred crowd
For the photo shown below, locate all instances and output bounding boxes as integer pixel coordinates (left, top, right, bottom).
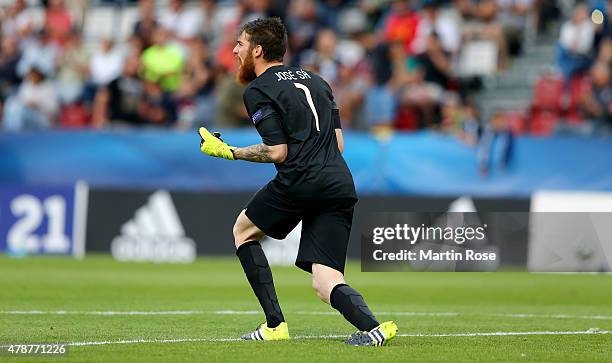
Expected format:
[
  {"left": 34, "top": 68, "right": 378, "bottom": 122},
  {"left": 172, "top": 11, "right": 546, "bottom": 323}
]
[
  {"left": 554, "top": 0, "right": 612, "bottom": 133},
  {"left": 1, "top": 0, "right": 608, "bottom": 138}
]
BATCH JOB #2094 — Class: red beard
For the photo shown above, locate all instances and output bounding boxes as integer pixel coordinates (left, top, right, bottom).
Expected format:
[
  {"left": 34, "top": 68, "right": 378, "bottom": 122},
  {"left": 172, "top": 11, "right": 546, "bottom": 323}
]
[{"left": 236, "top": 53, "right": 257, "bottom": 85}]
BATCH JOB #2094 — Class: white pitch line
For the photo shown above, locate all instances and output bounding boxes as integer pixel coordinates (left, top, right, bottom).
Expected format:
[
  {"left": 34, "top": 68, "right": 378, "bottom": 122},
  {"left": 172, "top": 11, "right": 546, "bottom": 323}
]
[
  {"left": 4, "top": 329, "right": 606, "bottom": 348},
  {"left": 0, "top": 310, "right": 462, "bottom": 318},
  {"left": 3, "top": 310, "right": 612, "bottom": 321},
  {"left": 396, "top": 329, "right": 610, "bottom": 337},
  {"left": 0, "top": 310, "right": 203, "bottom": 316},
  {"left": 498, "top": 313, "right": 612, "bottom": 321},
  {"left": 296, "top": 311, "right": 461, "bottom": 317},
  {"left": 212, "top": 310, "right": 261, "bottom": 315}
]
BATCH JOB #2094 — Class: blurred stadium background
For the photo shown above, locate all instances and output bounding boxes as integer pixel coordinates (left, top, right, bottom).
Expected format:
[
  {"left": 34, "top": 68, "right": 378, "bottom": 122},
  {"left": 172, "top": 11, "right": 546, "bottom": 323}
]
[
  {"left": 1, "top": 0, "right": 612, "bottom": 360},
  {"left": 1, "top": 0, "right": 611, "bottom": 268}
]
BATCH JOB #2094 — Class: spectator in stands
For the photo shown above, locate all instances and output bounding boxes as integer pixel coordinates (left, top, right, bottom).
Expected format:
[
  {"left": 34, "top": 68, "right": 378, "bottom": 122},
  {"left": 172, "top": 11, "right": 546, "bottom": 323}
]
[
  {"left": 56, "top": 30, "right": 89, "bottom": 104},
  {"left": 214, "top": 23, "right": 250, "bottom": 129},
  {"left": 17, "top": 29, "right": 59, "bottom": 78},
  {"left": 458, "top": 102, "right": 481, "bottom": 145},
  {"left": 0, "top": 36, "right": 22, "bottom": 108},
  {"left": 360, "top": 0, "right": 388, "bottom": 30},
  {"left": 125, "top": 34, "right": 145, "bottom": 60},
  {"left": 334, "top": 31, "right": 375, "bottom": 129},
  {"left": 319, "top": 0, "right": 346, "bottom": 31},
  {"left": 595, "top": 37, "right": 612, "bottom": 65},
  {"left": 45, "top": 0, "right": 73, "bottom": 47},
  {"left": 300, "top": 29, "right": 342, "bottom": 85},
  {"left": 92, "top": 55, "right": 144, "bottom": 127},
  {"left": 580, "top": 61, "right": 612, "bottom": 133},
  {"left": 556, "top": 3, "right": 595, "bottom": 80},
  {"left": 365, "top": 85, "right": 397, "bottom": 129},
  {"left": 138, "top": 79, "right": 177, "bottom": 125},
  {"left": 478, "top": 110, "right": 513, "bottom": 176},
  {"left": 133, "top": 0, "right": 158, "bottom": 48},
  {"left": 535, "top": 0, "right": 560, "bottom": 36},
  {"left": 365, "top": 41, "right": 412, "bottom": 129},
  {"left": 1, "top": 0, "right": 38, "bottom": 40},
  {"left": 158, "top": 0, "right": 201, "bottom": 42},
  {"left": 141, "top": 27, "right": 185, "bottom": 92},
  {"left": 240, "top": 0, "right": 274, "bottom": 23},
  {"left": 456, "top": 0, "right": 498, "bottom": 28},
  {"left": 457, "top": 0, "right": 509, "bottom": 70},
  {"left": 440, "top": 92, "right": 464, "bottom": 133},
  {"left": 381, "top": 0, "right": 421, "bottom": 54},
  {"left": 0, "top": 0, "right": 575, "bottom": 132},
  {"left": 2, "top": 67, "right": 59, "bottom": 131},
  {"left": 593, "top": 0, "right": 612, "bottom": 48},
  {"left": 442, "top": 98, "right": 481, "bottom": 145},
  {"left": 90, "top": 38, "right": 124, "bottom": 87},
  {"left": 199, "top": 0, "right": 217, "bottom": 40},
  {"left": 413, "top": 0, "right": 461, "bottom": 55},
  {"left": 215, "top": 73, "right": 250, "bottom": 127},
  {"left": 398, "top": 34, "right": 449, "bottom": 129},
  {"left": 286, "top": 0, "right": 330, "bottom": 65},
  {"left": 417, "top": 32, "right": 453, "bottom": 89},
  {"left": 496, "top": 0, "right": 535, "bottom": 56},
  {"left": 216, "top": 22, "right": 243, "bottom": 74},
  {"left": 174, "top": 37, "right": 217, "bottom": 128}
]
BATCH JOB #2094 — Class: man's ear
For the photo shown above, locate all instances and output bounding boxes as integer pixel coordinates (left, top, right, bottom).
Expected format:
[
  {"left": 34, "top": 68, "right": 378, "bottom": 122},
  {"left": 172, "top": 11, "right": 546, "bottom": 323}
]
[{"left": 252, "top": 44, "right": 263, "bottom": 58}]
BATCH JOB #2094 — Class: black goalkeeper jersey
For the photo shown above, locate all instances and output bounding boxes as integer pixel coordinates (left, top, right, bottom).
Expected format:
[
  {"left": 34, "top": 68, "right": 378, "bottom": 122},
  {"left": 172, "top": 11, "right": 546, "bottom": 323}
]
[{"left": 243, "top": 65, "right": 357, "bottom": 200}]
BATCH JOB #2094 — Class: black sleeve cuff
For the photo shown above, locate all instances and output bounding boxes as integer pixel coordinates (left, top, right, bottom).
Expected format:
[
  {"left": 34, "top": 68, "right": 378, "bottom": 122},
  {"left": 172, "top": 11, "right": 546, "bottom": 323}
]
[{"left": 332, "top": 109, "right": 342, "bottom": 129}]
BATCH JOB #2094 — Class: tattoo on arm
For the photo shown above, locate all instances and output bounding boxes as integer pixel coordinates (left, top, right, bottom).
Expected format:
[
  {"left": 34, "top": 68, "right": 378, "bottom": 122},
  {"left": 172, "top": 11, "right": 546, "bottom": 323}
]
[{"left": 233, "top": 143, "right": 276, "bottom": 163}]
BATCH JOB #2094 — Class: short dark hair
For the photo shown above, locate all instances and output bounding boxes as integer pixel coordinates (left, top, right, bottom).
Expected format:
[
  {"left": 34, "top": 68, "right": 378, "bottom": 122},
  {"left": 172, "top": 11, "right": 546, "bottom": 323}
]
[{"left": 239, "top": 17, "right": 287, "bottom": 62}]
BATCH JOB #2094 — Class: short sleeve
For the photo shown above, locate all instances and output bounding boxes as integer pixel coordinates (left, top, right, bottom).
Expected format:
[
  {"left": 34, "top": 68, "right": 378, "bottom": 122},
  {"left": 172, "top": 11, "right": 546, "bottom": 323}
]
[
  {"left": 257, "top": 112, "right": 288, "bottom": 146},
  {"left": 243, "top": 87, "right": 288, "bottom": 145}
]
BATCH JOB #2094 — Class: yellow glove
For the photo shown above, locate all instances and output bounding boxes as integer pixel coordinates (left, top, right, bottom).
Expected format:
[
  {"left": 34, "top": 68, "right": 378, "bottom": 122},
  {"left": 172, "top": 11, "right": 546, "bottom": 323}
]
[{"left": 199, "top": 127, "right": 236, "bottom": 160}]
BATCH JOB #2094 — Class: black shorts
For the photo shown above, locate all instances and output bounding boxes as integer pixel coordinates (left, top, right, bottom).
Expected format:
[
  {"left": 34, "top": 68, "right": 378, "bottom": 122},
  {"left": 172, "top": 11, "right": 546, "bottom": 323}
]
[{"left": 244, "top": 182, "right": 357, "bottom": 274}]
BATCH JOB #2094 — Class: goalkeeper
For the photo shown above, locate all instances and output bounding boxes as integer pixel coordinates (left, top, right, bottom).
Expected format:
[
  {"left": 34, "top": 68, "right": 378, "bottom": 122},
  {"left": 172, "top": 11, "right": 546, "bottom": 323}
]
[{"left": 199, "top": 17, "right": 397, "bottom": 346}]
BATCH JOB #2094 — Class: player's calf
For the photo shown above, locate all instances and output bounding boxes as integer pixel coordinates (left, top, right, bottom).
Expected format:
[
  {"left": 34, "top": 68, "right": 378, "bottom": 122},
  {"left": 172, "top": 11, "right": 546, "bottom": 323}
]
[
  {"left": 233, "top": 210, "right": 285, "bottom": 330},
  {"left": 312, "top": 264, "right": 380, "bottom": 332},
  {"left": 312, "top": 264, "right": 345, "bottom": 304}
]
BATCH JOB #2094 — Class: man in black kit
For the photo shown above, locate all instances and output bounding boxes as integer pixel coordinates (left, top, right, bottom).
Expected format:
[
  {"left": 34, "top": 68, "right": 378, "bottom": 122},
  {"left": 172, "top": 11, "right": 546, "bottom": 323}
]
[{"left": 198, "top": 17, "right": 397, "bottom": 346}]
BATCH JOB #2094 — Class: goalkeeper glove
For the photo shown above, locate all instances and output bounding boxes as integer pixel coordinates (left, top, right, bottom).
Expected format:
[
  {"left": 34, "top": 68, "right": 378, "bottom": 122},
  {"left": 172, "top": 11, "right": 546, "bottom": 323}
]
[{"left": 199, "top": 127, "right": 236, "bottom": 160}]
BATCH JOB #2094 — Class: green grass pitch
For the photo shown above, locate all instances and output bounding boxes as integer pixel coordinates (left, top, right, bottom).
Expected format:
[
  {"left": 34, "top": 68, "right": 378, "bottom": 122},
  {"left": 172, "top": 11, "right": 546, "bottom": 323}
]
[{"left": 1, "top": 255, "right": 611, "bottom": 362}]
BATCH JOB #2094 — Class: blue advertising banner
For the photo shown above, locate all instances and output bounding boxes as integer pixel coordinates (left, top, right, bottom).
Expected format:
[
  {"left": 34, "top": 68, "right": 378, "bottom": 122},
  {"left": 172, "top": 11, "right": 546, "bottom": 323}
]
[
  {"left": 0, "top": 183, "right": 87, "bottom": 257},
  {"left": 1, "top": 130, "right": 611, "bottom": 197}
]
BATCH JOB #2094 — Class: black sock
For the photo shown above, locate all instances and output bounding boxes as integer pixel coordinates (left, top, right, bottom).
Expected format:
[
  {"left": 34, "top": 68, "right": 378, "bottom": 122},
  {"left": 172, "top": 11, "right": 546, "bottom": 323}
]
[
  {"left": 330, "top": 283, "right": 379, "bottom": 331},
  {"left": 236, "top": 241, "right": 284, "bottom": 328}
]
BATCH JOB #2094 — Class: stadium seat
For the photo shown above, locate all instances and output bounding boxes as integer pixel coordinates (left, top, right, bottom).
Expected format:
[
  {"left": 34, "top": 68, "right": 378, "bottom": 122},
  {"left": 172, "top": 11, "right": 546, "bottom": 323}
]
[
  {"left": 529, "top": 111, "right": 558, "bottom": 136},
  {"left": 394, "top": 107, "right": 419, "bottom": 131},
  {"left": 59, "top": 104, "right": 91, "bottom": 128},
  {"left": 119, "top": 6, "right": 140, "bottom": 41},
  {"left": 565, "top": 74, "right": 589, "bottom": 123},
  {"left": 504, "top": 110, "right": 528, "bottom": 135},
  {"left": 83, "top": 7, "right": 116, "bottom": 41},
  {"left": 531, "top": 75, "right": 564, "bottom": 112}
]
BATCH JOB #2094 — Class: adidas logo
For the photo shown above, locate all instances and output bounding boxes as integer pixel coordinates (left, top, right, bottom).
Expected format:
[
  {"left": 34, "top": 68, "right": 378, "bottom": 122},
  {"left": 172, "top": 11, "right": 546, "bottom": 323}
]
[{"left": 111, "top": 190, "right": 196, "bottom": 263}]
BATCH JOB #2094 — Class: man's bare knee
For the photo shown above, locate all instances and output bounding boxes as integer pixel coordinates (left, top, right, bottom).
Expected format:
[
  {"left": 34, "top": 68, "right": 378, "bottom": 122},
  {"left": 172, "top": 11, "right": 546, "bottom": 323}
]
[{"left": 233, "top": 210, "right": 264, "bottom": 248}]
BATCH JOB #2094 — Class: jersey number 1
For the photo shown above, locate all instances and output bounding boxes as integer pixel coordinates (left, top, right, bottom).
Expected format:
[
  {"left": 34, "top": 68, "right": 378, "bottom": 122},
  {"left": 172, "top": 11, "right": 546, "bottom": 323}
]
[{"left": 293, "top": 83, "right": 320, "bottom": 131}]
